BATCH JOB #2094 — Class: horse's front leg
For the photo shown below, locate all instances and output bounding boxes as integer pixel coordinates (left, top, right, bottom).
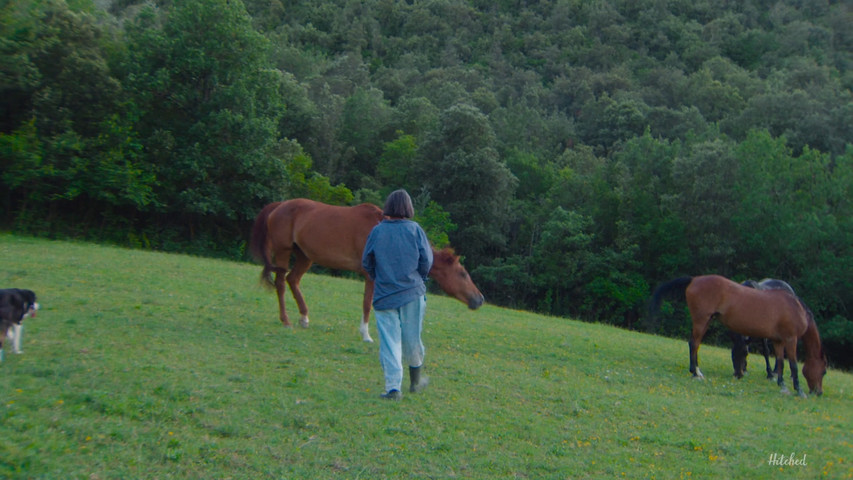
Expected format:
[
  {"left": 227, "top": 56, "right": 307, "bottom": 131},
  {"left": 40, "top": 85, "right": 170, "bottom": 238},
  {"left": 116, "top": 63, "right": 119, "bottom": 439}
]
[
  {"left": 359, "top": 277, "right": 375, "bottom": 343},
  {"left": 785, "top": 340, "right": 805, "bottom": 397},
  {"left": 788, "top": 356, "right": 805, "bottom": 397}
]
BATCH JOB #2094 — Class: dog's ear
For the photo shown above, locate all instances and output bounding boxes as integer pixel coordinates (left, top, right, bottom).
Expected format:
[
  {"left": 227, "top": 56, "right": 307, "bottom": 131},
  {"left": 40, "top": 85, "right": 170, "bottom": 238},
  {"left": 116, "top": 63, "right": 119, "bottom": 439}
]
[
  {"left": 15, "top": 289, "right": 35, "bottom": 305},
  {"left": 23, "top": 290, "right": 37, "bottom": 308}
]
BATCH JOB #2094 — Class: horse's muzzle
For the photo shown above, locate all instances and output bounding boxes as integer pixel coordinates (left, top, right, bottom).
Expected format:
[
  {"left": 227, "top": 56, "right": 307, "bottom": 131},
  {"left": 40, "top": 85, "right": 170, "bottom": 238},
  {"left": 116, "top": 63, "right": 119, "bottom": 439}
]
[{"left": 468, "top": 294, "right": 485, "bottom": 310}]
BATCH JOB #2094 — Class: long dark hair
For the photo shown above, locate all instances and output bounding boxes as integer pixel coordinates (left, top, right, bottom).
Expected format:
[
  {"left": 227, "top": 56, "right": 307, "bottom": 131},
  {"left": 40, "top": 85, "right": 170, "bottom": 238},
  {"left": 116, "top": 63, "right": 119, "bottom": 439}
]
[{"left": 383, "top": 189, "right": 414, "bottom": 218}]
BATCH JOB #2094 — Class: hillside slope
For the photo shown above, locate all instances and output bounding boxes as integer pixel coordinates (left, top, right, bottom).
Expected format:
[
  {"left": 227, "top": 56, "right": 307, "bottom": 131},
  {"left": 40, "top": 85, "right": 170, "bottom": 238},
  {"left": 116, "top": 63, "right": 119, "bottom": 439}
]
[{"left": 0, "top": 235, "right": 850, "bottom": 479}]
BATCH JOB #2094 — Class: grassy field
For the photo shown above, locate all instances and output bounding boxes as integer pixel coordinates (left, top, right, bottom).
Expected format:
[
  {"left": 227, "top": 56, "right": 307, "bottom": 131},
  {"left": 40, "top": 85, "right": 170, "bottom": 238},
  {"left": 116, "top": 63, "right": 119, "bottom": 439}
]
[{"left": 0, "top": 234, "right": 851, "bottom": 479}]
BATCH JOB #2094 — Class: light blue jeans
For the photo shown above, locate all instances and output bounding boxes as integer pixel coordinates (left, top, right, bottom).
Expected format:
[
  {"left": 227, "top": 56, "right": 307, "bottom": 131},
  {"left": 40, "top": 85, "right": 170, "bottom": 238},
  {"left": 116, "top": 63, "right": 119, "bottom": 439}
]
[{"left": 375, "top": 295, "right": 426, "bottom": 393}]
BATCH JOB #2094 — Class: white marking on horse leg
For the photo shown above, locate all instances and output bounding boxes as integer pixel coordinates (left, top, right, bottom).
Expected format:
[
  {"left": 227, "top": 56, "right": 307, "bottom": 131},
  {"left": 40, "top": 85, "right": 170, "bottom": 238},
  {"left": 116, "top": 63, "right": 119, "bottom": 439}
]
[
  {"left": 359, "top": 320, "right": 373, "bottom": 343},
  {"left": 299, "top": 315, "right": 309, "bottom": 328},
  {"left": 694, "top": 368, "right": 705, "bottom": 380}
]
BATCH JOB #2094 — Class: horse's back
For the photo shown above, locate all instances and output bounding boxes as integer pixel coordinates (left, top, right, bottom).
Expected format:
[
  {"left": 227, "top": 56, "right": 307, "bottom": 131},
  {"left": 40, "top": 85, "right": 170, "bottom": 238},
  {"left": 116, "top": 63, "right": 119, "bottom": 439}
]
[
  {"left": 685, "top": 275, "right": 738, "bottom": 308},
  {"left": 687, "top": 275, "right": 807, "bottom": 339},
  {"left": 269, "top": 199, "right": 383, "bottom": 271}
]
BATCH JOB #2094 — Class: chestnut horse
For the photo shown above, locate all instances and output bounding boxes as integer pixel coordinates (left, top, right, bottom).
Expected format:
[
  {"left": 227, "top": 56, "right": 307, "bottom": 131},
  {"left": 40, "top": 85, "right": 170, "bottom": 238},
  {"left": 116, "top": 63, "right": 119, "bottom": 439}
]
[
  {"left": 249, "top": 199, "right": 485, "bottom": 342},
  {"left": 651, "top": 275, "right": 826, "bottom": 396}
]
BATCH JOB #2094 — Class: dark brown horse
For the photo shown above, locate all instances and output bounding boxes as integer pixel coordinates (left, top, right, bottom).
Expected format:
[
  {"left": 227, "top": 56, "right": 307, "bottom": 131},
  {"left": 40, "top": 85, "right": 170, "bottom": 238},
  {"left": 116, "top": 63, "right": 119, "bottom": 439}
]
[
  {"left": 249, "top": 199, "right": 485, "bottom": 342},
  {"left": 651, "top": 275, "right": 826, "bottom": 396}
]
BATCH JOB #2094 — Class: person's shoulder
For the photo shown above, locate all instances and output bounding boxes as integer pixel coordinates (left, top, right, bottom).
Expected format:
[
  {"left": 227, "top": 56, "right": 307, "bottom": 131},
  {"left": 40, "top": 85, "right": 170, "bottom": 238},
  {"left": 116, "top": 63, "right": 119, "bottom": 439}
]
[
  {"left": 404, "top": 219, "right": 425, "bottom": 231},
  {"left": 383, "top": 219, "right": 416, "bottom": 227}
]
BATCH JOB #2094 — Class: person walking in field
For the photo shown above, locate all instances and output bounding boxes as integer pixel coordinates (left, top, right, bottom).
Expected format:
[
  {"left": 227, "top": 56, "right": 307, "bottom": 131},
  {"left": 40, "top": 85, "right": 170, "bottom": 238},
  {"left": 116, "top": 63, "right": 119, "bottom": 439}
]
[{"left": 362, "top": 189, "right": 433, "bottom": 400}]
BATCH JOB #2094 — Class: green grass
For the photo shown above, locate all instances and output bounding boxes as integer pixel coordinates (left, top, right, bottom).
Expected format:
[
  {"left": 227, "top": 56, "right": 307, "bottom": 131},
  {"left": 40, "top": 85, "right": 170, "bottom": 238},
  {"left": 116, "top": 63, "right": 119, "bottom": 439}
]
[{"left": 1, "top": 234, "right": 851, "bottom": 479}]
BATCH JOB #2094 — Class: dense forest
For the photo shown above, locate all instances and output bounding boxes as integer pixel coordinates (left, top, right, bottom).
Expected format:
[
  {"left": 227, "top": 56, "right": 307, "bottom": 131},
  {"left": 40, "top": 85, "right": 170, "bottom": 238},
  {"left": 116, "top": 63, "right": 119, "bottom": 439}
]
[{"left": 2, "top": 0, "right": 851, "bottom": 366}]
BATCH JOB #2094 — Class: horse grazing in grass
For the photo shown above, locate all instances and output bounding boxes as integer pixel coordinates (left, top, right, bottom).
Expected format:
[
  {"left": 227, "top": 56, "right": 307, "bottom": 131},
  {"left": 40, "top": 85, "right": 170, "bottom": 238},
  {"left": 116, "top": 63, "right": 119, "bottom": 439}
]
[
  {"left": 249, "top": 199, "right": 485, "bottom": 342},
  {"left": 651, "top": 275, "right": 826, "bottom": 396},
  {"left": 730, "top": 279, "right": 800, "bottom": 379}
]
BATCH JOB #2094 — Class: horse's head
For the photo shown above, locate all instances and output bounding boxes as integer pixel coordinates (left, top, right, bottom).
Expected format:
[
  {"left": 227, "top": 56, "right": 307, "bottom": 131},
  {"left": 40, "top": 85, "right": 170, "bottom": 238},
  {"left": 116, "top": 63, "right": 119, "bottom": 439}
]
[
  {"left": 802, "top": 352, "right": 827, "bottom": 396},
  {"left": 429, "top": 248, "right": 485, "bottom": 310},
  {"left": 799, "top": 305, "right": 826, "bottom": 396}
]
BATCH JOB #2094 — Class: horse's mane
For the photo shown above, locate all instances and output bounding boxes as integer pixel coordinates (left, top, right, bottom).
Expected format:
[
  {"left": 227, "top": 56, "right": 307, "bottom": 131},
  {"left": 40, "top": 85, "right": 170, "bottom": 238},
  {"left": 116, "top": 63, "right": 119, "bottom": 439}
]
[
  {"left": 432, "top": 247, "right": 458, "bottom": 265},
  {"left": 802, "top": 306, "right": 826, "bottom": 358}
]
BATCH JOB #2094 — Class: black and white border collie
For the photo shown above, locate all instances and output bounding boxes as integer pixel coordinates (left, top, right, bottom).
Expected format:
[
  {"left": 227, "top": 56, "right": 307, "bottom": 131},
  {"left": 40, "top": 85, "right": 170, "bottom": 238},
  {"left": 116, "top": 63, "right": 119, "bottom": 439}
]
[{"left": 0, "top": 288, "right": 39, "bottom": 362}]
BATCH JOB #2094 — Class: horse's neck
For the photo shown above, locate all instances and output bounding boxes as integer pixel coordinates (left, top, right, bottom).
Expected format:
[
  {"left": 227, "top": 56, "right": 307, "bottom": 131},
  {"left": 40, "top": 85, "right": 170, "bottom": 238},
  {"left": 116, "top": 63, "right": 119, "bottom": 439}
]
[{"left": 802, "top": 318, "right": 823, "bottom": 358}]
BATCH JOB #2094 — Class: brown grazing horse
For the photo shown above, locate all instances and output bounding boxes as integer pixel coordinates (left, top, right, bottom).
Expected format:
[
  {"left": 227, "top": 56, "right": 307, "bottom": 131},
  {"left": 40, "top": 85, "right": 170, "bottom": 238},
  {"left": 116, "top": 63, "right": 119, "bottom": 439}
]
[
  {"left": 249, "top": 199, "right": 485, "bottom": 342},
  {"left": 651, "top": 275, "right": 826, "bottom": 396}
]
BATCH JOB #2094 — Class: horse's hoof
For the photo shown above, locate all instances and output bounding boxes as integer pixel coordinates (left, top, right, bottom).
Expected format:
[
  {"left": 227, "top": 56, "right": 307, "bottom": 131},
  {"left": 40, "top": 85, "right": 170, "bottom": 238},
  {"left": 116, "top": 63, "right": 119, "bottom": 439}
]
[
  {"left": 780, "top": 386, "right": 791, "bottom": 395},
  {"left": 299, "top": 316, "right": 309, "bottom": 328},
  {"left": 363, "top": 336, "right": 374, "bottom": 343}
]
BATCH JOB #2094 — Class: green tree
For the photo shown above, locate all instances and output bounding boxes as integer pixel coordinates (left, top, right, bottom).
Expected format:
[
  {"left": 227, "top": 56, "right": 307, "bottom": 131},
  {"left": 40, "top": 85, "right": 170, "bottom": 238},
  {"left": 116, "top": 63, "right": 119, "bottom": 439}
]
[
  {"left": 529, "top": 207, "right": 595, "bottom": 316},
  {"left": 377, "top": 132, "right": 418, "bottom": 188},
  {"left": 338, "top": 86, "right": 394, "bottom": 187},
  {"left": 280, "top": 143, "right": 353, "bottom": 205},
  {"left": 578, "top": 94, "right": 649, "bottom": 153},
  {"left": 413, "top": 197, "right": 456, "bottom": 249},
  {"left": 669, "top": 136, "right": 739, "bottom": 274},
  {"left": 416, "top": 104, "right": 517, "bottom": 264},
  {"left": 121, "top": 0, "right": 290, "bottom": 240},
  {"left": 734, "top": 130, "right": 853, "bottom": 302},
  {"left": 613, "top": 131, "right": 689, "bottom": 280},
  {"left": 0, "top": 0, "right": 154, "bottom": 235}
]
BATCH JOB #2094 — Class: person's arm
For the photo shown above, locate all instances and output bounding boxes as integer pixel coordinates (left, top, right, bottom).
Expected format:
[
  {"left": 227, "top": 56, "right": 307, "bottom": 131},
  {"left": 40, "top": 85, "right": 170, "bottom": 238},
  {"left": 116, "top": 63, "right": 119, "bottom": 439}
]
[{"left": 416, "top": 227, "right": 433, "bottom": 278}]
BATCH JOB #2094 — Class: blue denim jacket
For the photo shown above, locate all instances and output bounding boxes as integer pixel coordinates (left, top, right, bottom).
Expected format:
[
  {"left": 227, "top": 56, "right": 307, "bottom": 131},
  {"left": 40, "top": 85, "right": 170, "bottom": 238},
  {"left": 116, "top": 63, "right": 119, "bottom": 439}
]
[{"left": 362, "top": 219, "right": 433, "bottom": 310}]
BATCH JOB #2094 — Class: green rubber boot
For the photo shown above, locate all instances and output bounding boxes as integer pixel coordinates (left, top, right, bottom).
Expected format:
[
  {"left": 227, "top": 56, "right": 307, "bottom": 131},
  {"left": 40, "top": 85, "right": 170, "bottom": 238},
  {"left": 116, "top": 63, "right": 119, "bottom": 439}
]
[{"left": 409, "top": 366, "right": 429, "bottom": 393}]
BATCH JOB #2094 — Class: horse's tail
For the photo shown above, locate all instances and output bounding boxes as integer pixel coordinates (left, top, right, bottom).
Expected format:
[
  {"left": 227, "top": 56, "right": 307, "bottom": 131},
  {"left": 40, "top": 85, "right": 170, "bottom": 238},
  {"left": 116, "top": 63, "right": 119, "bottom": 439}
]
[
  {"left": 250, "top": 201, "right": 283, "bottom": 287},
  {"left": 649, "top": 276, "right": 694, "bottom": 318}
]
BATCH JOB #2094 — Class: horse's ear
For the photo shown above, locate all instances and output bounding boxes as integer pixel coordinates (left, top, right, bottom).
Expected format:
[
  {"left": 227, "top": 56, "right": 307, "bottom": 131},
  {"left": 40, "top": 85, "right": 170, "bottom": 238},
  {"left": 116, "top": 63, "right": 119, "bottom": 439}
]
[{"left": 435, "top": 247, "right": 457, "bottom": 265}]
